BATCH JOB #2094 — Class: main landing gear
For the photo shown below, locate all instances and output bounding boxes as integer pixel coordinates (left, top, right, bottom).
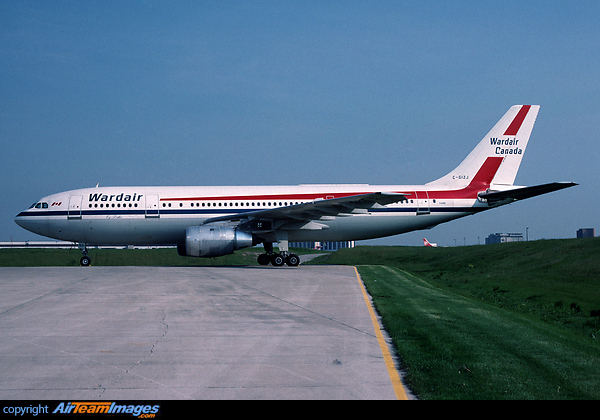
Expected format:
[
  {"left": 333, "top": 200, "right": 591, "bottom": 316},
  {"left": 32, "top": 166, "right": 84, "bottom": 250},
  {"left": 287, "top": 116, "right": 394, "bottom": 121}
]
[{"left": 257, "top": 242, "right": 300, "bottom": 267}]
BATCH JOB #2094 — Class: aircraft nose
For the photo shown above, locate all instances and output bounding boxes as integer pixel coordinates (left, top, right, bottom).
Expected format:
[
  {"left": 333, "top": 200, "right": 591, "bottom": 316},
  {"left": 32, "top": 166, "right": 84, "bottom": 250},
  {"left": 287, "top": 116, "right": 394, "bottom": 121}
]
[
  {"left": 14, "top": 211, "right": 28, "bottom": 229},
  {"left": 14, "top": 209, "right": 38, "bottom": 233}
]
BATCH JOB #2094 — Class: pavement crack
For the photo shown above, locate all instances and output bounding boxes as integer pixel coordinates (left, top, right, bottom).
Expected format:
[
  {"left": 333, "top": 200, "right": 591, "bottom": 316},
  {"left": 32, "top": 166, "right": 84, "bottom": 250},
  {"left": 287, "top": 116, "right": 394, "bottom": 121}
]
[{"left": 126, "top": 314, "right": 169, "bottom": 373}]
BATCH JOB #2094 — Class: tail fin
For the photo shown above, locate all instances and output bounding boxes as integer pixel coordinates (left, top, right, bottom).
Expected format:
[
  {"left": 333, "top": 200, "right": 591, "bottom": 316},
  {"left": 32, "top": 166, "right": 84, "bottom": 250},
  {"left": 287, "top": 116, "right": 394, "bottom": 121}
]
[
  {"left": 427, "top": 105, "right": 540, "bottom": 187},
  {"left": 423, "top": 238, "right": 437, "bottom": 247}
]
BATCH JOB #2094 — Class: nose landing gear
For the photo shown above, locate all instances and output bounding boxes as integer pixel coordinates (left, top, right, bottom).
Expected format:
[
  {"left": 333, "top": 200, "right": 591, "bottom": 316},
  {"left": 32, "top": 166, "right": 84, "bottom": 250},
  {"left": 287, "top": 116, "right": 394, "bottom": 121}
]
[{"left": 78, "top": 243, "right": 91, "bottom": 266}]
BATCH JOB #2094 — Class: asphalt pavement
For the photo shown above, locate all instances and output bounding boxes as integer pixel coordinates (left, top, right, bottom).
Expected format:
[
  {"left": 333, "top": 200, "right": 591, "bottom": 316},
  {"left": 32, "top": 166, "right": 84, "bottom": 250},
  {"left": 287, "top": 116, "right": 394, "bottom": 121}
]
[{"left": 0, "top": 265, "right": 408, "bottom": 400}]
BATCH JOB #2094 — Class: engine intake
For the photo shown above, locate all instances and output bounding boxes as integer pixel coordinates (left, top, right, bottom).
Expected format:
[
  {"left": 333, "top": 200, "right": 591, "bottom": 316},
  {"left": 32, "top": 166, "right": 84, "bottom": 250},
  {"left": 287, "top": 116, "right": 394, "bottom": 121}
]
[{"left": 178, "top": 226, "right": 254, "bottom": 258}]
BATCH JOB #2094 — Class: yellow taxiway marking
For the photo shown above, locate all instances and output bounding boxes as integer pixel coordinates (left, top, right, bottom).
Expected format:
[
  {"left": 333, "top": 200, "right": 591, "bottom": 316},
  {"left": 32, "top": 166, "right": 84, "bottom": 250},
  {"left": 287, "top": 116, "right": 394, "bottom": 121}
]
[{"left": 355, "top": 266, "right": 409, "bottom": 400}]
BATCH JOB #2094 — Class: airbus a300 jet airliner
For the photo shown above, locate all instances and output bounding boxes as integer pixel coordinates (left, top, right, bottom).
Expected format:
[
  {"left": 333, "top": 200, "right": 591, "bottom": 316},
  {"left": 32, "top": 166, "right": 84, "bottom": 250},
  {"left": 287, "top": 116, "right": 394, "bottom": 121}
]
[{"left": 15, "top": 105, "right": 576, "bottom": 266}]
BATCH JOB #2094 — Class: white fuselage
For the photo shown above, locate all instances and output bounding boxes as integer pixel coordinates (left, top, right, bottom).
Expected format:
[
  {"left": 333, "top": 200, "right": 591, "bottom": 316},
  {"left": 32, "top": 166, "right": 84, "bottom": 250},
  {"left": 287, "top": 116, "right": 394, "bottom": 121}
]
[{"left": 15, "top": 183, "right": 488, "bottom": 246}]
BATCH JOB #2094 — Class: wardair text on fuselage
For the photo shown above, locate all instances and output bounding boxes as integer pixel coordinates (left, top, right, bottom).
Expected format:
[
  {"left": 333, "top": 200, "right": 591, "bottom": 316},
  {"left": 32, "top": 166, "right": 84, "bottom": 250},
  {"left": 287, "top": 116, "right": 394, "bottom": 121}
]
[{"left": 88, "top": 193, "right": 144, "bottom": 202}]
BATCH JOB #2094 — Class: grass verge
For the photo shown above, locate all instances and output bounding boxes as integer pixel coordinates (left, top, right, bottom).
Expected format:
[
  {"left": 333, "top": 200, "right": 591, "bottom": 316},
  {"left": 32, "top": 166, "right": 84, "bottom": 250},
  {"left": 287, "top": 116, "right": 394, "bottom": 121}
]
[{"left": 359, "top": 265, "right": 600, "bottom": 399}]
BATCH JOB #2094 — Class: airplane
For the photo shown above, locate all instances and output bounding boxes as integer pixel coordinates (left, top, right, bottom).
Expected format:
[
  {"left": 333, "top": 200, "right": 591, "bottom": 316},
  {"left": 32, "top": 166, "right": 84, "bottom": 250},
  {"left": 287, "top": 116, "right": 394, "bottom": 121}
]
[
  {"left": 423, "top": 238, "right": 438, "bottom": 247},
  {"left": 15, "top": 105, "right": 577, "bottom": 267}
]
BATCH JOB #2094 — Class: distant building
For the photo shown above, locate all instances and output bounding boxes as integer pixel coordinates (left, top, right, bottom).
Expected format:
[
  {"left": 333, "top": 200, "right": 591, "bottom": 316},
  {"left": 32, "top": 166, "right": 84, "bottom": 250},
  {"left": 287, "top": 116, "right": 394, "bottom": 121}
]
[
  {"left": 577, "top": 228, "right": 595, "bottom": 238},
  {"left": 290, "top": 241, "right": 355, "bottom": 251},
  {"left": 485, "top": 233, "right": 523, "bottom": 244}
]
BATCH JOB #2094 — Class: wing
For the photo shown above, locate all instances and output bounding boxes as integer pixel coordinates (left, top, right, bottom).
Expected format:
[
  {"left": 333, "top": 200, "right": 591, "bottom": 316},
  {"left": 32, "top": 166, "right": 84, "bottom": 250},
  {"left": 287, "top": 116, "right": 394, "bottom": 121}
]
[
  {"left": 200, "top": 192, "right": 408, "bottom": 232},
  {"left": 478, "top": 182, "right": 577, "bottom": 204}
]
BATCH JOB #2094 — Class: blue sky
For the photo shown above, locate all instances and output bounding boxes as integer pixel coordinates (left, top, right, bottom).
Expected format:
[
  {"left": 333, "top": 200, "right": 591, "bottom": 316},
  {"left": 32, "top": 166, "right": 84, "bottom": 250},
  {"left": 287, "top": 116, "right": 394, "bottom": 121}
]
[{"left": 1, "top": 1, "right": 597, "bottom": 246}]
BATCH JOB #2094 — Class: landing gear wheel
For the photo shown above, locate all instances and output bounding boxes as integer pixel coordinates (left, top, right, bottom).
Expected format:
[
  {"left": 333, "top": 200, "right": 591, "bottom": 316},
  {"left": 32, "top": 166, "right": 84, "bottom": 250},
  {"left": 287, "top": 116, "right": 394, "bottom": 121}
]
[
  {"left": 78, "top": 243, "right": 91, "bottom": 267},
  {"left": 271, "top": 254, "right": 285, "bottom": 267},
  {"left": 257, "top": 254, "right": 271, "bottom": 266},
  {"left": 285, "top": 254, "right": 300, "bottom": 267}
]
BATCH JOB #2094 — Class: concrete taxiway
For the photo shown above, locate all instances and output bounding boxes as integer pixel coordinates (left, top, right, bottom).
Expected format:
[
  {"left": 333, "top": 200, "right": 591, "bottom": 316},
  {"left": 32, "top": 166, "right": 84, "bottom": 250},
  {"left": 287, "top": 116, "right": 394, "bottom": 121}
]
[{"left": 0, "top": 266, "right": 408, "bottom": 400}]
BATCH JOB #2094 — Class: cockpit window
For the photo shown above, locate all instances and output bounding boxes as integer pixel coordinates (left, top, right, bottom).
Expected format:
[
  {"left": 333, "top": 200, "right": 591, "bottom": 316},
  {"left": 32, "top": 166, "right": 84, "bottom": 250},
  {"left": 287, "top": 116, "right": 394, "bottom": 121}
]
[{"left": 30, "top": 202, "right": 48, "bottom": 209}]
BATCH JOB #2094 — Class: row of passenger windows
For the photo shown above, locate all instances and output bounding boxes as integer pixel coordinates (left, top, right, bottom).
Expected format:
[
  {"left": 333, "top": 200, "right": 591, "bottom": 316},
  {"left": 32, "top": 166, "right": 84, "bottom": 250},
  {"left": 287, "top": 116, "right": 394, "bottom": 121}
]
[
  {"left": 86, "top": 200, "right": 440, "bottom": 209},
  {"left": 85, "top": 201, "right": 303, "bottom": 209},
  {"left": 162, "top": 201, "right": 302, "bottom": 208},
  {"left": 89, "top": 203, "right": 139, "bottom": 208}
]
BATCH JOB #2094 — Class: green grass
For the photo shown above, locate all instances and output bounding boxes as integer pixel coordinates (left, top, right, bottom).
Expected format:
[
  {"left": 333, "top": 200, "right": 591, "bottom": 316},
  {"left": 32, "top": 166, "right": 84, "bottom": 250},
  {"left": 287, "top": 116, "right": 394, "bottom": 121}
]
[
  {"left": 0, "top": 247, "right": 247, "bottom": 266},
  {"left": 357, "top": 265, "right": 600, "bottom": 399},
  {"left": 309, "top": 237, "right": 600, "bottom": 399}
]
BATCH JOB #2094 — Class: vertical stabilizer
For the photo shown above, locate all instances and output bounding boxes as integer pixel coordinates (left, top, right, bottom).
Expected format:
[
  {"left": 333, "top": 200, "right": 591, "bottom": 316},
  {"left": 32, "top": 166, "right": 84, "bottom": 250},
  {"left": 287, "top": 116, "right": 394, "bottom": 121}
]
[{"left": 427, "top": 105, "right": 540, "bottom": 187}]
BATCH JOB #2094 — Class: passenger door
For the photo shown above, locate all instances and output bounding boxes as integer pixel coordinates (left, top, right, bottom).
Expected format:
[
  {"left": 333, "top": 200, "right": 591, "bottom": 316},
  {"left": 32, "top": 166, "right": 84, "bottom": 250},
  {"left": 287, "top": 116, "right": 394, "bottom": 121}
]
[
  {"left": 68, "top": 195, "right": 83, "bottom": 219},
  {"left": 416, "top": 191, "right": 430, "bottom": 215}
]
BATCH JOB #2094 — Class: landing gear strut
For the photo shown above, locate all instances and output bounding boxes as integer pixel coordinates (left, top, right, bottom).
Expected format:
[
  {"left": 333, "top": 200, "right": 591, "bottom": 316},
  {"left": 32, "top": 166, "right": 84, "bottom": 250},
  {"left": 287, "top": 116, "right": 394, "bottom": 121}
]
[
  {"left": 257, "top": 242, "right": 300, "bottom": 267},
  {"left": 79, "top": 243, "right": 91, "bottom": 266}
]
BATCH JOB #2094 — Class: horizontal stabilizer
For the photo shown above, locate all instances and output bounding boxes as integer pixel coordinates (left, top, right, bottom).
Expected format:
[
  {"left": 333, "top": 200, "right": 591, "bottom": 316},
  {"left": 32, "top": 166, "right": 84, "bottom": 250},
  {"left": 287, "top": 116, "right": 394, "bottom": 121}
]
[{"left": 479, "top": 182, "right": 577, "bottom": 204}]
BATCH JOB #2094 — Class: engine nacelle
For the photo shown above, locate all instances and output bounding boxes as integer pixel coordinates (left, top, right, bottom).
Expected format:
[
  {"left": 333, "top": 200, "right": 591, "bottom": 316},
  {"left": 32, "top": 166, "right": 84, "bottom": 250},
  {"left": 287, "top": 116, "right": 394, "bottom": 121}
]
[{"left": 178, "top": 226, "right": 254, "bottom": 258}]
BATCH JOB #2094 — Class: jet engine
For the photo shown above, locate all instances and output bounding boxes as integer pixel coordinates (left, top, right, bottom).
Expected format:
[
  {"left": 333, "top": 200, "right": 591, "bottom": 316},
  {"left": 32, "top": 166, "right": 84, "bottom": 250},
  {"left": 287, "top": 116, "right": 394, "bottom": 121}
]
[{"left": 178, "top": 226, "right": 254, "bottom": 258}]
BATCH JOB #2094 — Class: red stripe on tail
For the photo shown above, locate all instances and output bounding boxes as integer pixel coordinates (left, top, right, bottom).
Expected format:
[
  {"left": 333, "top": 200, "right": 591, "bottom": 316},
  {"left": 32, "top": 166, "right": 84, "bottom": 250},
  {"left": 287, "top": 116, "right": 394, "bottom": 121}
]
[
  {"left": 503, "top": 105, "right": 531, "bottom": 136},
  {"left": 470, "top": 156, "right": 504, "bottom": 187}
]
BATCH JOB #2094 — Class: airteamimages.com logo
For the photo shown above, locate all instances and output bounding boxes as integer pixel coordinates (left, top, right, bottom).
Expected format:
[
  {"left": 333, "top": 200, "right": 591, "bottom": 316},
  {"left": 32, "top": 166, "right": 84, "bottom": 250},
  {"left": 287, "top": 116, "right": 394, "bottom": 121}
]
[
  {"left": 3, "top": 402, "right": 160, "bottom": 418},
  {"left": 53, "top": 402, "right": 160, "bottom": 417}
]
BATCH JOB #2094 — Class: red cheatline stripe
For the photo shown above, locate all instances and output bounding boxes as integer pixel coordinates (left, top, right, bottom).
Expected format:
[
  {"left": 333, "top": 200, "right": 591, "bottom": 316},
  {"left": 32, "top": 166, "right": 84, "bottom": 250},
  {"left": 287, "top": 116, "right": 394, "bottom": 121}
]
[
  {"left": 503, "top": 105, "right": 531, "bottom": 136},
  {"left": 160, "top": 192, "right": 364, "bottom": 202}
]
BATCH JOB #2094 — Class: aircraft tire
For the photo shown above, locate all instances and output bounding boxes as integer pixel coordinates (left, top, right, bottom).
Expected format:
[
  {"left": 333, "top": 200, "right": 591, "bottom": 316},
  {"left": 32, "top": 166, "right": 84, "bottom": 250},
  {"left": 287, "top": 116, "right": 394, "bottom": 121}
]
[
  {"left": 285, "top": 254, "right": 300, "bottom": 266},
  {"left": 271, "top": 254, "right": 285, "bottom": 267},
  {"left": 80, "top": 256, "right": 91, "bottom": 266},
  {"left": 257, "top": 254, "right": 270, "bottom": 265}
]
